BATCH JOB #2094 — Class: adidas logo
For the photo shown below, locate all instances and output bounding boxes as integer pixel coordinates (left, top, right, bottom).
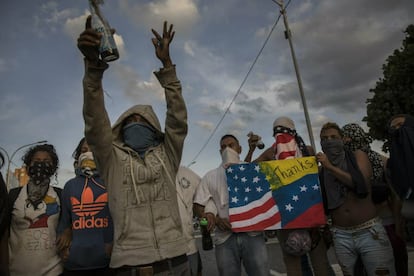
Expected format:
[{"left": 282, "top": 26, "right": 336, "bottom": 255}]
[
  {"left": 71, "top": 186, "right": 109, "bottom": 229},
  {"left": 73, "top": 216, "right": 109, "bottom": 229}
]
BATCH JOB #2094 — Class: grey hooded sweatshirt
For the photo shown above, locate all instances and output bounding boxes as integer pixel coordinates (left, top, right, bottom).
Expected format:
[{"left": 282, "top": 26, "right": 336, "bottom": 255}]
[{"left": 82, "top": 59, "right": 188, "bottom": 268}]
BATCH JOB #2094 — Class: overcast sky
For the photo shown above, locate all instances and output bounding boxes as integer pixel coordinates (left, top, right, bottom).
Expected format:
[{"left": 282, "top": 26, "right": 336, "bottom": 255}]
[{"left": 0, "top": 0, "right": 413, "bottom": 187}]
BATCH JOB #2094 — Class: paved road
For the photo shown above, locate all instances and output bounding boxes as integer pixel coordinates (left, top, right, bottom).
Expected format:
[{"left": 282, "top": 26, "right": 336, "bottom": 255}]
[
  {"left": 195, "top": 234, "right": 341, "bottom": 276},
  {"left": 195, "top": 234, "right": 414, "bottom": 276}
]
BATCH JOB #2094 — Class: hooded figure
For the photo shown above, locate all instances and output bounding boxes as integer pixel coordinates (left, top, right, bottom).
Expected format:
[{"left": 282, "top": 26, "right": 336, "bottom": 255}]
[
  {"left": 85, "top": 94, "right": 188, "bottom": 269},
  {"left": 80, "top": 20, "right": 189, "bottom": 270}
]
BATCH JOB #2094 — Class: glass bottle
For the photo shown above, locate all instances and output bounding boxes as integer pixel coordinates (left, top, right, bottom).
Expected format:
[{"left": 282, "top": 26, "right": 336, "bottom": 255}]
[
  {"left": 247, "top": 131, "right": 265, "bottom": 149},
  {"left": 89, "top": 0, "right": 119, "bottom": 62},
  {"left": 199, "top": 217, "right": 213, "bottom": 250}
]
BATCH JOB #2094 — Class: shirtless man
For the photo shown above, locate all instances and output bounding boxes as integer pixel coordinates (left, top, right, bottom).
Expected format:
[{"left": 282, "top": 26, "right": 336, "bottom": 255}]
[{"left": 316, "top": 122, "right": 395, "bottom": 276}]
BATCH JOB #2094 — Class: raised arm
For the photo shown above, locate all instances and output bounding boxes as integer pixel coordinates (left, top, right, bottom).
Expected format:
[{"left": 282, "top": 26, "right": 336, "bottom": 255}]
[
  {"left": 152, "top": 22, "right": 187, "bottom": 170},
  {"left": 77, "top": 16, "right": 114, "bottom": 169}
]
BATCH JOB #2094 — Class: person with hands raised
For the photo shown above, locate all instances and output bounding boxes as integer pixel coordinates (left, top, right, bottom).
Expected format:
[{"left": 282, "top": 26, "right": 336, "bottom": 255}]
[{"left": 78, "top": 18, "right": 190, "bottom": 275}]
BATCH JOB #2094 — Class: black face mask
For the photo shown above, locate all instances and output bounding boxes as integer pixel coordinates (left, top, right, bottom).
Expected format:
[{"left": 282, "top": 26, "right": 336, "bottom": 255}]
[
  {"left": 321, "top": 139, "right": 345, "bottom": 166},
  {"left": 28, "top": 161, "right": 54, "bottom": 185}
]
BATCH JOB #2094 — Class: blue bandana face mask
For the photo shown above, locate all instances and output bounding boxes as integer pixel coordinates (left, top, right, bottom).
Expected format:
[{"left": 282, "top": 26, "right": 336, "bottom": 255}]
[{"left": 123, "top": 122, "right": 158, "bottom": 156}]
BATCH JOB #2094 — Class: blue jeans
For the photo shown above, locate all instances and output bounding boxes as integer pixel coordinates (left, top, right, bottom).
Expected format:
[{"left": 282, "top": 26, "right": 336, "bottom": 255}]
[
  {"left": 331, "top": 221, "right": 395, "bottom": 276},
  {"left": 187, "top": 252, "right": 202, "bottom": 276},
  {"left": 215, "top": 232, "right": 269, "bottom": 276}
]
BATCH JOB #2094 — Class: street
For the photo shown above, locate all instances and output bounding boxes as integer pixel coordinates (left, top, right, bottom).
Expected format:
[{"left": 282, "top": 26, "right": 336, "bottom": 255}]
[
  {"left": 195, "top": 233, "right": 414, "bottom": 276},
  {"left": 195, "top": 233, "right": 342, "bottom": 276}
]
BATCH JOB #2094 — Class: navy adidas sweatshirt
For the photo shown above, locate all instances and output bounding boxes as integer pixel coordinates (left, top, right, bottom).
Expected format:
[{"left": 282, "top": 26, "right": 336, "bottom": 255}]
[{"left": 57, "top": 173, "right": 113, "bottom": 270}]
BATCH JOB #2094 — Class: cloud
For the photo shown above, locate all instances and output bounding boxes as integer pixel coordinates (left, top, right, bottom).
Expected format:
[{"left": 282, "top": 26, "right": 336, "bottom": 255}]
[
  {"left": 64, "top": 12, "right": 89, "bottom": 41},
  {"left": 119, "top": 0, "right": 200, "bottom": 34},
  {"left": 111, "top": 63, "right": 165, "bottom": 102},
  {"left": 34, "top": 2, "right": 78, "bottom": 37},
  {"left": 184, "top": 41, "right": 195, "bottom": 57},
  {"left": 0, "top": 94, "right": 24, "bottom": 121},
  {"left": 196, "top": 120, "right": 214, "bottom": 131},
  {"left": 0, "top": 58, "right": 18, "bottom": 73},
  {"left": 64, "top": 12, "right": 127, "bottom": 60},
  {"left": 278, "top": 0, "right": 414, "bottom": 115}
]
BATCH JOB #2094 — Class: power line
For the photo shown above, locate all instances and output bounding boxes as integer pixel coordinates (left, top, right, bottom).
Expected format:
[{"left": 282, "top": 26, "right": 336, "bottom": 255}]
[{"left": 188, "top": 1, "right": 291, "bottom": 166}]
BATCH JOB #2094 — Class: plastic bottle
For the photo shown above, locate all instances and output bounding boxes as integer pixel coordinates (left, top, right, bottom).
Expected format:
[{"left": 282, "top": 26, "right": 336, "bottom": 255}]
[
  {"left": 199, "top": 217, "right": 213, "bottom": 250},
  {"left": 89, "top": 0, "right": 119, "bottom": 62}
]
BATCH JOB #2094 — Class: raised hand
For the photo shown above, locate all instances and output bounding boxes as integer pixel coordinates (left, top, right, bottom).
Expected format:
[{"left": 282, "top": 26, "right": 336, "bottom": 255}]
[
  {"left": 77, "top": 16, "right": 101, "bottom": 62},
  {"left": 151, "top": 21, "right": 175, "bottom": 68}
]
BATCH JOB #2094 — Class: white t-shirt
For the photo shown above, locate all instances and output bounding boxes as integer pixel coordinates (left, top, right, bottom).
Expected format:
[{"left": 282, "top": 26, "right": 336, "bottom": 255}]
[
  {"left": 194, "top": 165, "right": 233, "bottom": 245},
  {"left": 176, "top": 166, "right": 201, "bottom": 255},
  {"left": 9, "top": 185, "right": 63, "bottom": 276}
]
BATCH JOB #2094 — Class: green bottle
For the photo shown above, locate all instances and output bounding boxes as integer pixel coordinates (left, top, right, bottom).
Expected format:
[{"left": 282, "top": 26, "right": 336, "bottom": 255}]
[{"left": 200, "top": 218, "right": 213, "bottom": 250}]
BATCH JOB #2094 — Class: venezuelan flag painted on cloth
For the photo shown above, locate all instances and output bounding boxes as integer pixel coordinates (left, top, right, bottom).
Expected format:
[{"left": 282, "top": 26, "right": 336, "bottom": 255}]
[{"left": 226, "top": 157, "right": 326, "bottom": 232}]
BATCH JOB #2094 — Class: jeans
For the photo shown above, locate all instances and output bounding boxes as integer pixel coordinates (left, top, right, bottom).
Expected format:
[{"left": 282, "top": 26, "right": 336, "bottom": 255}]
[
  {"left": 187, "top": 252, "right": 202, "bottom": 276},
  {"left": 215, "top": 232, "right": 269, "bottom": 276},
  {"left": 331, "top": 222, "right": 395, "bottom": 276}
]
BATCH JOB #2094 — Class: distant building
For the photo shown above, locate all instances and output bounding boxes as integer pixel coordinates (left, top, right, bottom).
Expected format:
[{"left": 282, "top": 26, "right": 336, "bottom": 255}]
[{"left": 13, "top": 166, "right": 29, "bottom": 186}]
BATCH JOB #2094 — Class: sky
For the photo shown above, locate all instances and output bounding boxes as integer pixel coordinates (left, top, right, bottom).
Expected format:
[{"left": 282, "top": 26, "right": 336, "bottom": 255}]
[{"left": 0, "top": 0, "right": 413, "bottom": 188}]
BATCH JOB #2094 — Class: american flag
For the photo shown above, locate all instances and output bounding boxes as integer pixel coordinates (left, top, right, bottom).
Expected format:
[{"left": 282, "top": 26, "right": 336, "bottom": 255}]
[{"left": 226, "top": 157, "right": 326, "bottom": 232}]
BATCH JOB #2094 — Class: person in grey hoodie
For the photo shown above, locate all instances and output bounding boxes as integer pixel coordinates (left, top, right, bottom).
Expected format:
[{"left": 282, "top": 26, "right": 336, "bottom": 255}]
[{"left": 77, "top": 17, "right": 189, "bottom": 276}]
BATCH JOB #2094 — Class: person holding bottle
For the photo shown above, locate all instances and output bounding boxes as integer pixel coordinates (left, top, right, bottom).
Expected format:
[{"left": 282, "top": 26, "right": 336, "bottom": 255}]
[
  {"left": 245, "top": 117, "right": 333, "bottom": 276},
  {"left": 194, "top": 134, "right": 269, "bottom": 276},
  {"left": 175, "top": 166, "right": 203, "bottom": 276},
  {"left": 77, "top": 16, "right": 190, "bottom": 275}
]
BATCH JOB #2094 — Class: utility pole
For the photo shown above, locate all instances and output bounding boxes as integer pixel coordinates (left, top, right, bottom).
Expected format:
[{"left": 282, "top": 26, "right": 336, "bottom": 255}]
[{"left": 275, "top": 0, "right": 316, "bottom": 151}]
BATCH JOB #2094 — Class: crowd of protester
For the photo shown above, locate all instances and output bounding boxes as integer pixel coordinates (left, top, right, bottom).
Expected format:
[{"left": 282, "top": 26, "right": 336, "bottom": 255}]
[{"left": 1, "top": 15, "right": 413, "bottom": 276}]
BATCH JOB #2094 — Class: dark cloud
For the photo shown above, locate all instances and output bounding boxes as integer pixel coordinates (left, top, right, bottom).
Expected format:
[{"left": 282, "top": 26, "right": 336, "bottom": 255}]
[{"left": 259, "top": 0, "right": 413, "bottom": 115}]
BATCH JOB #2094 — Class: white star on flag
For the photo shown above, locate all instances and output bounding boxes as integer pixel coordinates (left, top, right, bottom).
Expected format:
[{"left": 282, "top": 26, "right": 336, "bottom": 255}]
[
  {"left": 241, "top": 177, "right": 247, "bottom": 183},
  {"left": 292, "top": 195, "right": 299, "bottom": 201},
  {"left": 232, "top": 196, "right": 239, "bottom": 203},
  {"left": 227, "top": 167, "right": 233, "bottom": 173},
  {"left": 300, "top": 185, "right": 308, "bottom": 192},
  {"left": 244, "top": 196, "right": 249, "bottom": 202},
  {"left": 285, "top": 203, "right": 294, "bottom": 212},
  {"left": 256, "top": 186, "right": 263, "bottom": 193},
  {"left": 239, "top": 166, "right": 246, "bottom": 171},
  {"left": 252, "top": 176, "right": 260, "bottom": 183},
  {"left": 254, "top": 165, "right": 260, "bottom": 172},
  {"left": 313, "top": 184, "right": 319, "bottom": 190},
  {"left": 245, "top": 187, "right": 251, "bottom": 193},
  {"left": 234, "top": 175, "right": 238, "bottom": 180},
  {"left": 234, "top": 187, "right": 239, "bottom": 192}
]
